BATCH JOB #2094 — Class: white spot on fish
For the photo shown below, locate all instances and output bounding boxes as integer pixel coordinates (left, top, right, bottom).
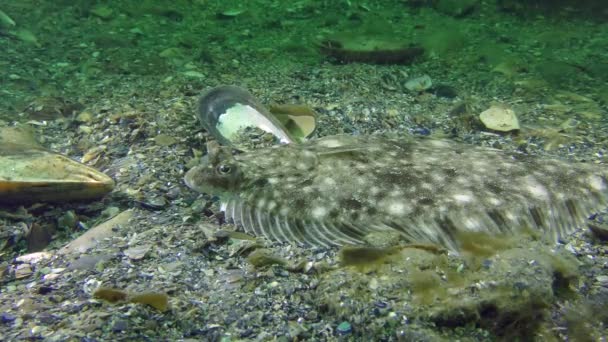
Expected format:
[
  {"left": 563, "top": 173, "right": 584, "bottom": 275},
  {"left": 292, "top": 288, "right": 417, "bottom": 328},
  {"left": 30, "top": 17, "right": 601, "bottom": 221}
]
[
  {"left": 267, "top": 201, "right": 277, "bottom": 211},
  {"left": 322, "top": 177, "right": 337, "bottom": 187},
  {"left": 311, "top": 206, "right": 328, "bottom": 219},
  {"left": 587, "top": 174, "right": 606, "bottom": 191},
  {"left": 386, "top": 201, "right": 408, "bottom": 216},
  {"left": 318, "top": 139, "right": 344, "bottom": 148},
  {"left": 525, "top": 176, "right": 549, "bottom": 201},
  {"left": 453, "top": 193, "right": 473, "bottom": 203}
]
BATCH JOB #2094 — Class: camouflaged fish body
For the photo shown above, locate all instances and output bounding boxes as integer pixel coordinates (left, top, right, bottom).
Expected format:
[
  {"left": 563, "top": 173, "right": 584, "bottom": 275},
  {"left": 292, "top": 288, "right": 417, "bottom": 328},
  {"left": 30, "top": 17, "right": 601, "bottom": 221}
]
[{"left": 185, "top": 135, "right": 608, "bottom": 250}]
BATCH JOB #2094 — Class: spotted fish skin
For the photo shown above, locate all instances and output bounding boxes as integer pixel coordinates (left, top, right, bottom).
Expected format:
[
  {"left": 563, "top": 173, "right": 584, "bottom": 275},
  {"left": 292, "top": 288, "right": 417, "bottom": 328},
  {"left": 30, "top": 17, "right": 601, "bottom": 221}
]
[{"left": 184, "top": 134, "right": 608, "bottom": 250}]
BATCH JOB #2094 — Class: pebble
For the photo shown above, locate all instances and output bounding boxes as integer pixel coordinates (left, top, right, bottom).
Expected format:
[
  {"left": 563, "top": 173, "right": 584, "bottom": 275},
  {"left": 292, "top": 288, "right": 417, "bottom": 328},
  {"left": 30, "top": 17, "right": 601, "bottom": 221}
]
[
  {"left": 139, "top": 195, "right": 168, "bottom": 210},
  {"left": 336, "top": 321, "right": 352, "bottom": 335},
  {"left": 479, "top": 105, "right": 520, "bottom": 132},
  {"left": 124, "top": 244, "right": 152, "bottom": 261},
  {"left": 112, "top": 320, "right": 128, "bottom": 332},
  {"left": 1, "top": 312, "right": 16, "bottom": 324},
  {"left": 596, "top": 275, "right": 608, "bottom": 286},
  {"left": 405, "top": 75, "right": 433, "bottom": 92}
]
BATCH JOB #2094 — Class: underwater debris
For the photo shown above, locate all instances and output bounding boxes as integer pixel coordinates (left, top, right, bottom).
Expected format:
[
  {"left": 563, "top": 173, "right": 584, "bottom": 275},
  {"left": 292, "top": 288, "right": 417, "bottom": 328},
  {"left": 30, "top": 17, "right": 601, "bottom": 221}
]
[
  {"left": 185, "top": 133, "right": 608, "bottom": 251},
  {"left": 93, "top": 287, "right": 128, "bottom": 303},
  {"left": 404, "top": 75, "right": 433, "bottom": 92},
  {"left": 268, "top": 104, "right": 317, "bottom": 142},
  {"left": 319, "top": 35, "right": 424, "bottom": 65},
  {"left": 0, "top": 126, "right": 114, "bottom": 203},
  {"left": 94, "top": 287, "right": 169, "bottom": 312},
  {"left": 59, "top": 210, "right": 132, "bottom": 254},
  {"left": 246, "top": 248, "right": 287, "bottom": 268},
  {"left": 338, "top": 245, "right": 402, "bottom": 272},
  {"left": 129, "top": 292, "right": 169, "bottom": 312},
  {"left": 197, "top": 85, "right": 297, "bottom": 151}
]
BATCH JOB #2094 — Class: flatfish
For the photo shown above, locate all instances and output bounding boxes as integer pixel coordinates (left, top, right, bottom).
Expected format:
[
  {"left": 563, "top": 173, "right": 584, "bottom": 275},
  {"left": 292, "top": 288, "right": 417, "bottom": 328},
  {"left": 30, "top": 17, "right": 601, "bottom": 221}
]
[{"left": 184, "top": 134, "right": 607, "bottom": 251}]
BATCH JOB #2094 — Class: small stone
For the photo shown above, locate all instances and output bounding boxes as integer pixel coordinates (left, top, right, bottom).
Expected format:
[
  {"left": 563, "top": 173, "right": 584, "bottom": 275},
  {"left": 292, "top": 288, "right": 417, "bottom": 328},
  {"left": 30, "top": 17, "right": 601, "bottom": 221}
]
[
  {"left": 76, "top": 111, "right": 94, "bottom": 123},
  {"left": 405, "top": 75, "right": 433, "bottom": 92},
  {"left": 1, "top": 312, "right": 16, "bottom": 324},
  {"left": 15, "top": 251, "right": 52, "bottom": 264},
  {"left": 27, "top": 223, "right": 53, "bottom": 252},
  {"left": 139, "top": 195, "right": 167, "bottom": 210},
  {"left": 596, "top": 275, "right": 608, "bottom": 286},
  {"left": 15, "top": 264, "right": 33, "bottom": 279},
  {"left": 111, "top": 320, "right": 128, "bottom": 332},
  {"left": 57, "top": 210, "right": 78, "bottom": 230},
  {"left": 246, "top": 249, "right": 287, "bottom": 268},
  {"left": 154, "top": 134, "right": 177, "bottom": 146},
  {"left": 336, "top": 321, "right": 352, "bottom": 335},
  {"left": 479, "top": 105, "right": 520, "bottom": 132},
  {"left": 78, "top": 125, "right": 93, "bottom": 134},
  {"left": 124, "top": 244, "right": 152, "bottom": 261}
]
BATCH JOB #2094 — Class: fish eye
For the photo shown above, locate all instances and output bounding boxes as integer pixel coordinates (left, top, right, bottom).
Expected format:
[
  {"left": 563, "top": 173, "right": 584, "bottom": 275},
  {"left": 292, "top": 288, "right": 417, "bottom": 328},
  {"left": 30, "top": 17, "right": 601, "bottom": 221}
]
[{"left": 217, "top": 164, "right": 232, "bottom": 175}]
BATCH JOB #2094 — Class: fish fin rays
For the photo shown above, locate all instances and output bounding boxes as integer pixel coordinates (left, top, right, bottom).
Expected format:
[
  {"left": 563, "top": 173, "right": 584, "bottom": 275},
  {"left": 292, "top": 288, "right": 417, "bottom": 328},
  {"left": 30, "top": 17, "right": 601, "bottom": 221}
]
[
  {"left": 222, "top": 198, "right": 380, "bottom": 248},
  {"left": 220, "top": 192, "right": 606, "bottom": 251}
]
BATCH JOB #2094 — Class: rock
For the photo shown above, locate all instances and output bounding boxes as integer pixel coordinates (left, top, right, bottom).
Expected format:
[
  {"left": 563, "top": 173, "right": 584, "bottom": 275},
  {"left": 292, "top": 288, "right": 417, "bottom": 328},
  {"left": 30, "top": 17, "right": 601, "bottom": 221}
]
[
  {"left": 0, "top": 312, "right": 16, "bottom": 324},
  {"left": 27, "top": 223, "right": 54, "bottom": 252},
  {"left": 154, "top": 134, "right": 177, "bottom": 146},
  {"left": 246, "top": 249, "right": 287, "bottom": 268},
  {"left": 405, "top": 75, "right": 433, "bottom": 92},
  {"left": 14, "top": 264, "right": 33, "bottom": 279},
  {"left": 57, "top": 211, "right": 78, "bottom": 230},
  {"left": 336, "top": 321, "right": 352, "bottom": 335},
  {"left": 123, "top": 244, "right": 151, "bottom": 261},
  {"left": 479, "top": 105, "right": 520, "bottom": 132}
]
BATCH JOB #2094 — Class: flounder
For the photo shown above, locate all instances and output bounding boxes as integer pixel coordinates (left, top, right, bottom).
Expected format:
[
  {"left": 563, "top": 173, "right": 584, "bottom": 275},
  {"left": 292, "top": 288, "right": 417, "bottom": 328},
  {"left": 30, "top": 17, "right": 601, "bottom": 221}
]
[{"left": 185, "top": 134, "right": 607, "bottom": 251}]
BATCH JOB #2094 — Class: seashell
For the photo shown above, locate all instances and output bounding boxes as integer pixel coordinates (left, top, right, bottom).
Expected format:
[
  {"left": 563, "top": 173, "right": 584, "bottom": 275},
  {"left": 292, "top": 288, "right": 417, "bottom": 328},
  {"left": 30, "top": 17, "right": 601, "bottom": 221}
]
[
  {"left": 0, "top": 126, "right": 114, "bottom": 203},
  {"left": 268, "top": 104, "right": 317, "bottom": 142},
  {"left": 319, "top": 34, "right": 424, "bottom": 65},
  {"left": 197, "top": 85, "right": 297, "bottom": 150}
]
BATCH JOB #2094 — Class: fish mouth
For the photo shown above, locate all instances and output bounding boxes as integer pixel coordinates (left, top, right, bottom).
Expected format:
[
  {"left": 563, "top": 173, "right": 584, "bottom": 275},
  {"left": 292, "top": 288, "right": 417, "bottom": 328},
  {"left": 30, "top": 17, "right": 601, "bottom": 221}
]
[{"left": 184, "top": 166, "right": 201, "bottom": 191}]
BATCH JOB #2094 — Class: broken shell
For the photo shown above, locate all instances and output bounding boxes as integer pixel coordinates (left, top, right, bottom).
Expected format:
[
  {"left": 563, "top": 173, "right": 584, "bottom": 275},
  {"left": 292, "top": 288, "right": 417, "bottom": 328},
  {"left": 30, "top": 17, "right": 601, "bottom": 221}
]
[
  {"left": 124, "top": 244, "right": 152, "bottom": 260},
  {"left": 197, "top": 85, "right": 297, "bottom": 150},
  {"left": 268, "top": 104, "right": 317, "bottom": 141}
]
